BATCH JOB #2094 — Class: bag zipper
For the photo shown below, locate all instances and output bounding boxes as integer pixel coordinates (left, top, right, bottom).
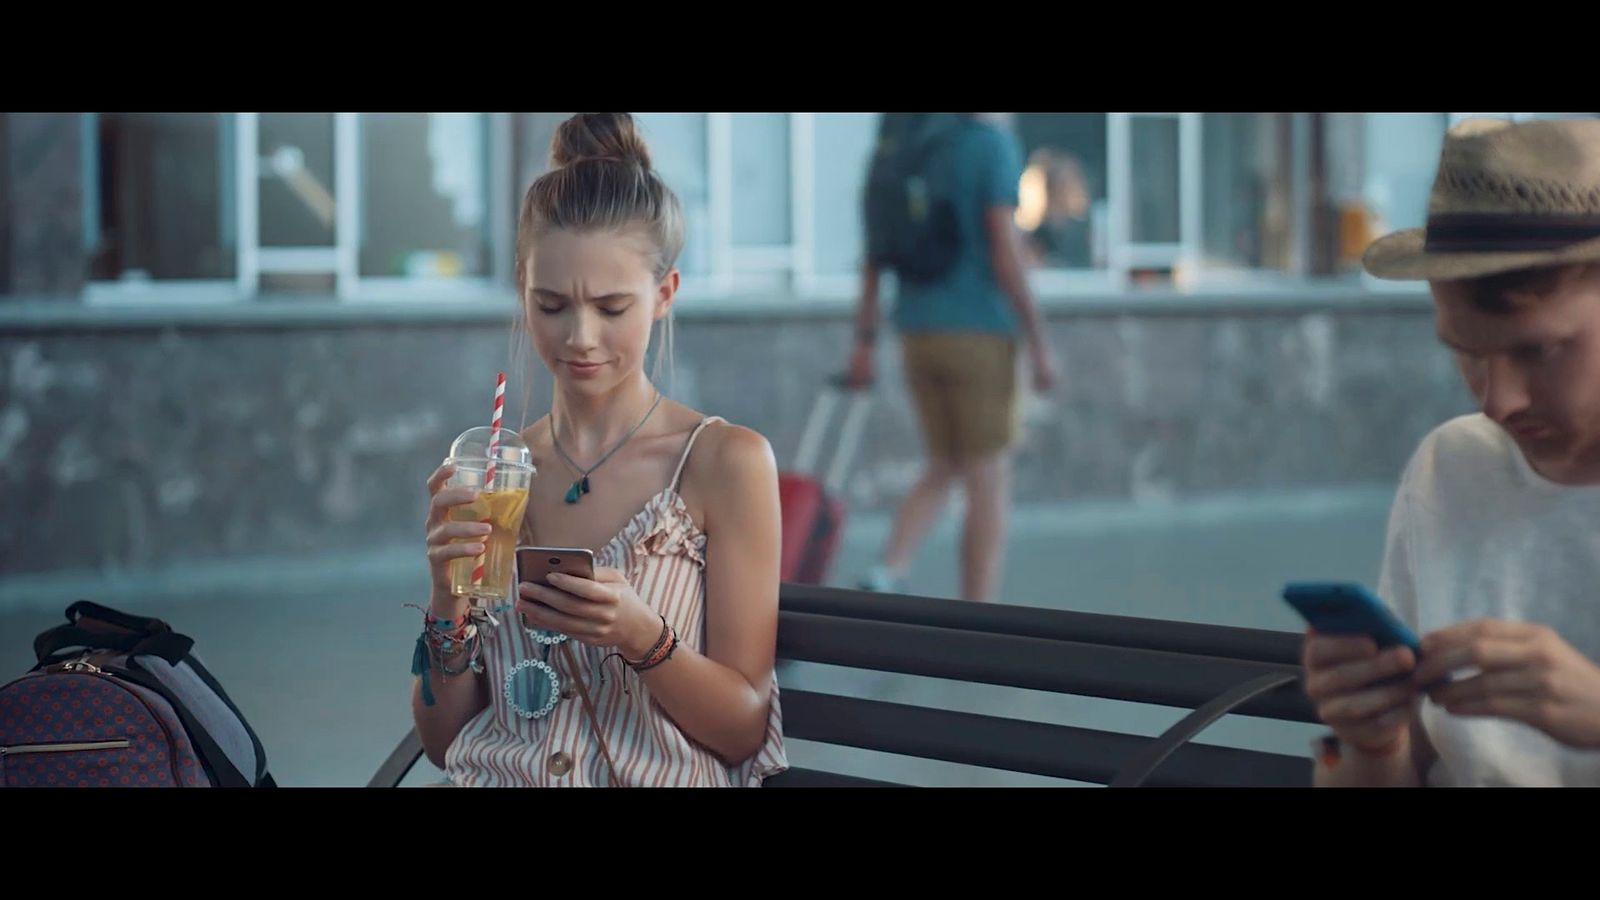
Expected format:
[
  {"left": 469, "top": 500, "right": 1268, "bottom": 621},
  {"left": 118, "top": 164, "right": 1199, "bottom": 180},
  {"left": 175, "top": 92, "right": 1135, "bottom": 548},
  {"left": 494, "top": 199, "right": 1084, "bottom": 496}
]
[{"left": 1, "top": 738, "right": 133, "bottom": 756}]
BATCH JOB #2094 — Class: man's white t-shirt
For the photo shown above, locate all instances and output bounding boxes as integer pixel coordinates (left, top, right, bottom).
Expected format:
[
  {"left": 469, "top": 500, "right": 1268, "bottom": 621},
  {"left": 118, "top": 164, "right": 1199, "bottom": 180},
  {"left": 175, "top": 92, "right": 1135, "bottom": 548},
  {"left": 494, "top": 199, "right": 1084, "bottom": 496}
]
[{"left": 1380, "top": 413, "right": 1600, "bottom": 786}]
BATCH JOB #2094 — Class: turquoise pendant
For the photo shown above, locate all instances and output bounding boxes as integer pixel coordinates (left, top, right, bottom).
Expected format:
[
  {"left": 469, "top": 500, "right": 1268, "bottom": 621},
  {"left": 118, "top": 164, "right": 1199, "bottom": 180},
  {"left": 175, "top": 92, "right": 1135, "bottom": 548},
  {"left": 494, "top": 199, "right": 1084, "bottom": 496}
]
[{"left": 563, "top": 476, "right": 591, "bottom": 504}]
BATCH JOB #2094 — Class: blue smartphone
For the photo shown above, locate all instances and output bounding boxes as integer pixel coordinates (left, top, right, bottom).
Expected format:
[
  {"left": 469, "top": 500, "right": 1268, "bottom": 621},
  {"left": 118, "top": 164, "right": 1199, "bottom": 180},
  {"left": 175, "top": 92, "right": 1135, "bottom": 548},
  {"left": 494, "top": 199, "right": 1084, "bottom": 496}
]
[{"left": 1282, "top": 582, "right": 1421, "bottom": 653}]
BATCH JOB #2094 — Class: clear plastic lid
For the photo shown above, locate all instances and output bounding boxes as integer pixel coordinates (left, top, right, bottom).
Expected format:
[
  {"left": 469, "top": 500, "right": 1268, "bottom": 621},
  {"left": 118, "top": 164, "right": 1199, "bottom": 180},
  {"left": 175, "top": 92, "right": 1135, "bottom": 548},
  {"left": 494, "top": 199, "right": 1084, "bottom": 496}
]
[{"left": 447, "top": 426, "right": 535, "bottom": 471}]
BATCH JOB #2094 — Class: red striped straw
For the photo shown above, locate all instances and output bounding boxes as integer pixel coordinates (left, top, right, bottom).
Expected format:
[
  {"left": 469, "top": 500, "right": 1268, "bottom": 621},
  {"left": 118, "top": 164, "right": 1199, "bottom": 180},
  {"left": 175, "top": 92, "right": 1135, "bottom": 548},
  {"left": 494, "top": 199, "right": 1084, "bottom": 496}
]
[{"left": 471, "top": 371, "right": 508, "bottom": 589}]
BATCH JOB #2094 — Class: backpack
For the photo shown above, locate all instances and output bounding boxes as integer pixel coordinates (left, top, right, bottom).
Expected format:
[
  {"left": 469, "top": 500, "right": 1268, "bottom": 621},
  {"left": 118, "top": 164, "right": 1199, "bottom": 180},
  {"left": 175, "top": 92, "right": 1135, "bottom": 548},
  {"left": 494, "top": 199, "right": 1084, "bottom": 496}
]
[
  {"left": 862, "top": 113, "right": 965, "bottom": 286},
  {"left": 1, "top": 601, "right": 274, "bottom": 787}
]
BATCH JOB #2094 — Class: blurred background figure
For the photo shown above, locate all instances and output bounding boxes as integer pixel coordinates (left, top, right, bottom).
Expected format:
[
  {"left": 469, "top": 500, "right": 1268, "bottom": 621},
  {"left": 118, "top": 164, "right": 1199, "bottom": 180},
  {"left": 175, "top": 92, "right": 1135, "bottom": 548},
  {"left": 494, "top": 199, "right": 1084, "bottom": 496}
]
[
  {"left": 1016, "top": 147, "right": 1095, "bottom": 269},
  {"left": 848, "top": 112, "right": 1057, "bottom": 604}
]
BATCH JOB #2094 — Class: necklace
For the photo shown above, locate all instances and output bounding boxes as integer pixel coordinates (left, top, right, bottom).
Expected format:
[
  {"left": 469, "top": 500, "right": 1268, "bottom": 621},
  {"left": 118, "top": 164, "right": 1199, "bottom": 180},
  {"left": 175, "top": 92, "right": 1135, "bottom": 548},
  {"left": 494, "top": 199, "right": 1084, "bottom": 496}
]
[{"left": 551, "top": 390, "right": 664, "bottom": 504}]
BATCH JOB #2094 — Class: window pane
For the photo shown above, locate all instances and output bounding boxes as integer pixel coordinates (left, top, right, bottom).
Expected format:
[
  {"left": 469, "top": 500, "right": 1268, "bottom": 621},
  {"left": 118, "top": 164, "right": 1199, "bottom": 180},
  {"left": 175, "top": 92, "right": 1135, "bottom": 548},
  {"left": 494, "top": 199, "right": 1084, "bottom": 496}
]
[
  {"left": 1362, "top": 113, "right": 1448, "bottom": 236},
  {"left": 1201, "top": 113, "right": 1292, "bottom": 271},
  {"left": 359, "top": 113, "right": 490, "bottom": 278},
  {"left": 1130, "top": 116, "right": 1180, "bottom": 244},
  {"left": 812, "top": 113, "right": 880, "bottom": 276},
  {"left": 635, "top": 113, "right": 709, "bottom": 277},
  {"left": 731, "top": 113, "right": 790, "bottom": 247},
  {"left": 1013, "top": 113, "right": 1107, "bottom": 269},
  {"left": 259, "top": 113, "right": 336, "bottom": 248},
  {"left": 89, "top": 112, "right": 234, "bottom": 281}
]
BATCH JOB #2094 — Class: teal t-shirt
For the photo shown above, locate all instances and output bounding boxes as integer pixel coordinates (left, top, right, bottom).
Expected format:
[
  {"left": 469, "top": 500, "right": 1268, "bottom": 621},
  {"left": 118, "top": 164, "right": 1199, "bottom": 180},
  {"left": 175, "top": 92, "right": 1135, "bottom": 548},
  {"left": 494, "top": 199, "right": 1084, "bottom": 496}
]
[{"left": 890, "top": 118, "right": 1024, "bottom": 336}]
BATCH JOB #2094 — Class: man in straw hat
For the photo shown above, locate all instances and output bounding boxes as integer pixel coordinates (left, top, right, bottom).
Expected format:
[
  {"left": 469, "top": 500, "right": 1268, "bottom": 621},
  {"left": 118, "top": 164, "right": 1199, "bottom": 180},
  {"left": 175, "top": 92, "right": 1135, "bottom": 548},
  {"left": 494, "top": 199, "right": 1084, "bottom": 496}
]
[{"left": 1306, "top": 117, "right": 1600, "bottom": 786}]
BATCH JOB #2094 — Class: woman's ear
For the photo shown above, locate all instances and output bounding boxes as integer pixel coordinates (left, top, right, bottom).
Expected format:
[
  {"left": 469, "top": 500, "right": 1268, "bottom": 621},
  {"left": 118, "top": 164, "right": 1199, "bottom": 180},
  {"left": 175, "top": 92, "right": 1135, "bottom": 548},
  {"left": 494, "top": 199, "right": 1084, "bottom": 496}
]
[{"left": 654, "top": 268, "right": 679, "bottom": 321}]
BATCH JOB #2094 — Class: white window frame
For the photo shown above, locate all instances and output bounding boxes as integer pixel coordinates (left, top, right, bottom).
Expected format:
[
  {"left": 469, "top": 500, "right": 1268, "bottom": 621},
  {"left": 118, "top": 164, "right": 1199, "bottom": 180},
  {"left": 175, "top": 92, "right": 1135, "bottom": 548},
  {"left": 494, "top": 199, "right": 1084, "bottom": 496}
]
[
  {"left": 1010, "top": 113, "right": 1181, "bottom": 295},
  {"left": 706, "top": 112, "right": 806, "bottom": 295},
  {"left": 80, "top": 111, "right": 1520, "bottom": 310},
  {"left": 793, "top": 112, "right": 1129, "bottom": 301},
  {"left": 1161, "top": 112, "right": 1403, "bottom": 294},
  {"left": 706, "top": 113, "right": 735, "bottom": 295},
  {"left": 83, "top": 112, "right": 514, "bottom": 306},
  {"left": 242, "top": 112, "right": 347, "bottom": 296},
  {"left": 81, "top": 112, "right": 248, "bottom": 306},
  {"left": 342, "top": 112, "right": 512, "bottom": 303},
  {"left": 792, "top": 112, "right": 874, "bottom": 300},
  {"left": 1102, "top": 112, "right": 1203, "bottom": 289}
]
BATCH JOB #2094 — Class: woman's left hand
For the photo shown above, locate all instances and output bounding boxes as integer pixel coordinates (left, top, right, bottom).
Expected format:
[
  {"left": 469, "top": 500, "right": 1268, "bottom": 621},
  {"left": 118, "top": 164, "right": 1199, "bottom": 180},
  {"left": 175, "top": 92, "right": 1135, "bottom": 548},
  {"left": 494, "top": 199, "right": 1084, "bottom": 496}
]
[{"left": 517, "top": 567, "right": 661, "bottom": 659}]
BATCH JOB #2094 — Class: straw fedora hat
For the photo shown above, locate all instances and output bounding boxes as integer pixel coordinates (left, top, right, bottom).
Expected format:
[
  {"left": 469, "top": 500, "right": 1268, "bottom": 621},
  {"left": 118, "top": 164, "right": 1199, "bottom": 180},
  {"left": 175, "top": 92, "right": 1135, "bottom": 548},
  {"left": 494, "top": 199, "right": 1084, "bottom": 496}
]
[{"left": 1364, "top": 117, "right": 1600, "bottom": 281}]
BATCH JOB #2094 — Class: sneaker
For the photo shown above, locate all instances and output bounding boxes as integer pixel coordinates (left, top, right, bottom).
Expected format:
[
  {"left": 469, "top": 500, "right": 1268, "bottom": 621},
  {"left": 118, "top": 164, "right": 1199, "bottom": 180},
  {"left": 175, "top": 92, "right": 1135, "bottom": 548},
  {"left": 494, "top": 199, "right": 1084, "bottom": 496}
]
[{"left": 857, "top": 564, "right": 900, "bottom": 594}]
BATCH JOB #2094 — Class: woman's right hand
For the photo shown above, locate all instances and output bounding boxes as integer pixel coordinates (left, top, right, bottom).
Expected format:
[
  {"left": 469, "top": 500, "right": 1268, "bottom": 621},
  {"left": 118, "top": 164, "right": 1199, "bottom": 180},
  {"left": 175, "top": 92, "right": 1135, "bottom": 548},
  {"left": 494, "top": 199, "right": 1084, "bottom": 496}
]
[
  {"left": 425, "top": 462, "right": 492, "bottom": 614},
  {"left": 1302, "top": 628, "right": 1420, "bottom": 759}
]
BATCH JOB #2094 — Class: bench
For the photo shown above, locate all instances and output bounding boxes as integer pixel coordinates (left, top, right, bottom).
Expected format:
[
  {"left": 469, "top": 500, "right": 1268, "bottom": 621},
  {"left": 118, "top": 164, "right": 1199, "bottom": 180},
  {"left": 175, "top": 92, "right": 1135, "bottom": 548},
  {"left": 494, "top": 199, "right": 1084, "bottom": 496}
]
[{"left": 370, "top": 584, "right": 1316, "bottom": 788}]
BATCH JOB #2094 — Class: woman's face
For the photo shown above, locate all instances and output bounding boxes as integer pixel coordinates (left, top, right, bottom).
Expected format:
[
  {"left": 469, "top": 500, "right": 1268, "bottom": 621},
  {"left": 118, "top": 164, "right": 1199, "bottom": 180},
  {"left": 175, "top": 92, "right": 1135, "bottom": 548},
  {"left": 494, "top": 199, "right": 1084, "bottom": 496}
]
[{"left": 523, "top": 227, "right": 676, "bottom": 398}]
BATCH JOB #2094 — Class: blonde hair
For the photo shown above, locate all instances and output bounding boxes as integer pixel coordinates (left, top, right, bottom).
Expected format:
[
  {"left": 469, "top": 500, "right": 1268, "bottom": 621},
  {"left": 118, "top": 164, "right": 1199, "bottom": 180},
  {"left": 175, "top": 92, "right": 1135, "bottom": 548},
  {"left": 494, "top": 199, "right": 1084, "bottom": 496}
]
[
  {"left": 515, "top": 112, "right": 684, "bottom": 283},
  {"left": 511, "top": 113, "right": 683, "bottom": 428}
]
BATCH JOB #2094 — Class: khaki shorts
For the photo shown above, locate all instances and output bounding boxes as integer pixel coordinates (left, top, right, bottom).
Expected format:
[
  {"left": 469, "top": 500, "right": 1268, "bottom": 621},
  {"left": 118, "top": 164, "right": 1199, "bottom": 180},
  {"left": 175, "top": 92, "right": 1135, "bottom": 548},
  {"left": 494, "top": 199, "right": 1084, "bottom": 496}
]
[{"left": 900, "top": 332, "right": 1020, "bottom": 463}]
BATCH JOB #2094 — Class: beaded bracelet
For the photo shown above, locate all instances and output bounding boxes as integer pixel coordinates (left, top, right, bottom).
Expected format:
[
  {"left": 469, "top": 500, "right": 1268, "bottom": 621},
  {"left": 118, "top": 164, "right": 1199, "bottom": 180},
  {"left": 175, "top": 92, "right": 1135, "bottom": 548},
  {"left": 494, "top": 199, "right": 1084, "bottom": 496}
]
[
  {"left": 408, "top": 604, "right": 485, "bottom": 706},
  {"left": 436, "top": 630, "right": 482, "bottom": 676},
  {"left": 622, "top": 616, "right": 670, "bottom": 667},
  {"left": 632, "top": 619, "right": 678, "bottom": 673},
  {"left": 429, "top": 622, "right": 474, "bottom": 657}
]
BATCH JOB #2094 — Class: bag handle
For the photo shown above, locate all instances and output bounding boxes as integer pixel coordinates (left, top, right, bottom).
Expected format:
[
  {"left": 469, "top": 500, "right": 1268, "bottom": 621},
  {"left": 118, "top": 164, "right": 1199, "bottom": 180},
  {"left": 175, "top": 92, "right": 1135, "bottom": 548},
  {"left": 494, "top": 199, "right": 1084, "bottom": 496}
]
[
  {"left": 34, "top": 624, "right": 193, "bottom": 668},
  {"left": 558, "top": 642, "right": 623, "bottom": 786},
  {"left": 64, "top": 600, "right": 169, "bottom": 635}
]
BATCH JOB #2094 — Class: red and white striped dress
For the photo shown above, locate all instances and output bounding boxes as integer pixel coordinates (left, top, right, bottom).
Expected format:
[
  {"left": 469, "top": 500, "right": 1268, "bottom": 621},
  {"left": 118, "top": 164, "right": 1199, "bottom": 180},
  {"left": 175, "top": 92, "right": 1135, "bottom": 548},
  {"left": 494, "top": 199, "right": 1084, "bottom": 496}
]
[{"left": 445, "top": 417, "right": 788, "bottom": 787}]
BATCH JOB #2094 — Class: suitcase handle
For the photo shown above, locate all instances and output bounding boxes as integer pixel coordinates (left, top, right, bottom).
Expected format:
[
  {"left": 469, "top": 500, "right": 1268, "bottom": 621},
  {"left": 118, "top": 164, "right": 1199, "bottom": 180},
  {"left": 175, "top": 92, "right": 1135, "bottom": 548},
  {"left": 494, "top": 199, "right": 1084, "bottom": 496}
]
[{"left": 793, "top": 375, "right": 872, "bottom": 494}]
